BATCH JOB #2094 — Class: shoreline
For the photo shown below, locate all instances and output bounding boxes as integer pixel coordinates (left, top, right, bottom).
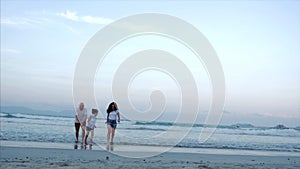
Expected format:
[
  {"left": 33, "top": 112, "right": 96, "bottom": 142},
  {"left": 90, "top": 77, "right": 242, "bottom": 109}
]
[
  {"left": 1, "top": 141, "right": 300, "bottom": 169},
  {"left": 1, "top": 140, "right": 299, "bottom": 156}
]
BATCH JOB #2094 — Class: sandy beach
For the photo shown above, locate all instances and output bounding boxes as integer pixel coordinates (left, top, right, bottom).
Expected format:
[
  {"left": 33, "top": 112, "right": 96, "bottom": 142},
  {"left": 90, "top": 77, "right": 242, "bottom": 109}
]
[{"left": 1, "top": 141, "right": 299, "bottom": 169}]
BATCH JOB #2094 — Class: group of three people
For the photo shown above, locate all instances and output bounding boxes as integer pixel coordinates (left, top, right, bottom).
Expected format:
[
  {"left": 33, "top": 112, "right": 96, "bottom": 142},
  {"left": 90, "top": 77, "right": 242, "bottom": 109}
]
[{"left": 74, "top": 102, "right": 121, "bottom": 147}]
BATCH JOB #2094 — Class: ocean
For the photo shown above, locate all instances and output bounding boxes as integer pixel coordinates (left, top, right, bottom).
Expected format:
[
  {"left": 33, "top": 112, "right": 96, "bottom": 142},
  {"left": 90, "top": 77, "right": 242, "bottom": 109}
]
[{"left": 0, "top": 111, "right": 299, "bottom": 153}]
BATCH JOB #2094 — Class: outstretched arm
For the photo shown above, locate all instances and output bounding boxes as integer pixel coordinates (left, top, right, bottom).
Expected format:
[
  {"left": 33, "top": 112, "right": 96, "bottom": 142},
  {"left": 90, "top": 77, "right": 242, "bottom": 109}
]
[
  {"left": 83, "top": 112, "right": 87, "bottom": 122},
  {"left": 105, "top": 112, "right": 109, "bottom": 124},
  {"left": 87, "top": 116, "right": 91, "bottom": 123},
  {"left": 117, "top": 112, "right": 120, "bottom": 123},
  {"left": 80, "top": 111, "right": 87, "bottom": 126},
  {"left": 75, "top": 114, "right": 80, "bottom": 122}
]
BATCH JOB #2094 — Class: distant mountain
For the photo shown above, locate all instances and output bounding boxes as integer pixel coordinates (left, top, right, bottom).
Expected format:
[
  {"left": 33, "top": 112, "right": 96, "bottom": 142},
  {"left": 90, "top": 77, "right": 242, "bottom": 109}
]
[
  {"left": 218, "top": 110, "right": 300, "bottom": 128},
  {"left": 230, "top": 123, "right": 255, "bottom": 128},
  {"left": 0, "top": 106, "right": 74, "bottom": 118},
  {"left": 294, "top": 126, "right": 300, "bottom": 130},
  {"left": 0, "top": 106, "right": 55, "bottom": 114},
  {"left": 272, "top": 124, "right": 289, "bottom": 129}
]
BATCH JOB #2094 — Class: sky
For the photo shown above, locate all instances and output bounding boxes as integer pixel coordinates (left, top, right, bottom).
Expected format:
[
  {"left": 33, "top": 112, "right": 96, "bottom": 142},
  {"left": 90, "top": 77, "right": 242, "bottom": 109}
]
[{"left": 1, "top": 1, "right": 300, "bottom": 126}]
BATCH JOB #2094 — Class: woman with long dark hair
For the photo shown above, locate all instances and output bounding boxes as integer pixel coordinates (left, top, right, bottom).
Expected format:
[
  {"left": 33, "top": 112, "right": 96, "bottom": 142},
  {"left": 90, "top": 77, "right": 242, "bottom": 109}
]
[{"left": 106, "top": 102, "right": 120, "bottom": 145}]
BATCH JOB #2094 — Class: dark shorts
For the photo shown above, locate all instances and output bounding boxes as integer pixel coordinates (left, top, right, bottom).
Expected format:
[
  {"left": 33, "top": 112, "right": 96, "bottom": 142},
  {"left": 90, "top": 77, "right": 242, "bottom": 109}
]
[
  {"left": 75, "top": 122, "right": 86, "bottom": 128},
  {"left": 107, "top": 119, "right": 117, "bottom": 128},
  {"left": 75, "top": 123, "right": 80, "bottom": 127},
  {"left": 86, "top": 126, "right": 94, "bottom": 132}
]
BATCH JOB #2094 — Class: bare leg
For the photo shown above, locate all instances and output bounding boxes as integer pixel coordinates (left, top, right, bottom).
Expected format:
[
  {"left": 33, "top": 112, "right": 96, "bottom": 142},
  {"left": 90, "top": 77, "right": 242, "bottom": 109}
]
[
  {"left": 111, "top": 127, "right": 116, "bottom": 144},
  {"left": 81, "top": 126, "right": 86, "bottom": 144},
  {"left": 84, "top": 131, "right": 89, "bottom": 145},
  {"left": 90, "top": 130, "right": 94, "bottom": 145},
  {"left": 107, "top": 125, "right": 112, "bottom": 144}
]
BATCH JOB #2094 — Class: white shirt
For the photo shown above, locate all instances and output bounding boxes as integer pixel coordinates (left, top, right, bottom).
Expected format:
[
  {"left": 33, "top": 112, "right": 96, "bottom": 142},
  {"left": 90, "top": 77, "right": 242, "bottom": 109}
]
[
  {"left": 87, "top": 114, "right": 97, "bottom": 129},
  {"left": 108, "top": 110, "right": 119, "bottom": 120},
  {"left": 75, "top": 108, "right": 87, "bottom": 123}
]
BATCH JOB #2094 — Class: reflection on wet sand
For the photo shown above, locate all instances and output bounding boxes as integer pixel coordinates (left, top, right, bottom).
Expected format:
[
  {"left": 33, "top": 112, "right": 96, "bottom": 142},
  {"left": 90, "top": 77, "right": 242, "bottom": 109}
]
[{"left": 106, "top": 144, "right": 114, "bottom": 151}]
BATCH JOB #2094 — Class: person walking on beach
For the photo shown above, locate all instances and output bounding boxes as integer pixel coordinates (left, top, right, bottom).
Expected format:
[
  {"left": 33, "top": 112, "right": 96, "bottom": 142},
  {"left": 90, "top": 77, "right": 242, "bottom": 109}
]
[
  {"left": 84, "top": 108, "right": 98, "bottom": 149},
  {"left": 75, "top": 102, "right": 87, "bottom": 144},
  {"left": 106, "top": 102, "right": 120, "bottom": 145}
]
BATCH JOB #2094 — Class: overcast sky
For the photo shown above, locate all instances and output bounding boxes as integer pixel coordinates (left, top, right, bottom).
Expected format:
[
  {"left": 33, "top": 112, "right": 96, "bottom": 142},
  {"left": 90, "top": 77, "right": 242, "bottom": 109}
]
[{"left": 1, "top": 1, "right": 299, "bottom": 126}]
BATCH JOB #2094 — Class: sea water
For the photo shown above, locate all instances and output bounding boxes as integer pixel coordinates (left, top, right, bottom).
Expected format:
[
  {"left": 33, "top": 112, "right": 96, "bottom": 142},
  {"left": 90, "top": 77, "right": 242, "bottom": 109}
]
[{"left": 0, "top": 112, "right": 299, "bottom": 152}]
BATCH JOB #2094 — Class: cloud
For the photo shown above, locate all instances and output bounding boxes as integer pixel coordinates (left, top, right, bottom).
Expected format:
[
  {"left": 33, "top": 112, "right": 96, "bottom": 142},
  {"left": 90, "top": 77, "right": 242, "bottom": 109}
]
[
  {"left": 57, "top": 10, "right": 113, "bottom": 25},
  {"left": 57, "top": 10, "right": 78, "bottom": 21},
  {"left": 1, "top": 48, "right": 21, "bottom": 54},
  {"left": 0, "top": 17, "right": 49, "bottom": 27},
  {"left": 57, "top": 11, "right": 160, "bottom": 32},
  {"left": 1, "top": 18, "right": 31, "bottom": 25},
  {"left": 1, "top": 14, "right": 81, "bottom": 35},
  {"left": 81, "top": 15, "right": 113, "bottom": 24}
]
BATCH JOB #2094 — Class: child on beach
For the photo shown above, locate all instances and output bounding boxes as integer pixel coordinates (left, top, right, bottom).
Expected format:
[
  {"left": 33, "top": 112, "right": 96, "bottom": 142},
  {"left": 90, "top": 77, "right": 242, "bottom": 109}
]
[{"left": 84, "top": 109, "right": 98, "bottom": 148}]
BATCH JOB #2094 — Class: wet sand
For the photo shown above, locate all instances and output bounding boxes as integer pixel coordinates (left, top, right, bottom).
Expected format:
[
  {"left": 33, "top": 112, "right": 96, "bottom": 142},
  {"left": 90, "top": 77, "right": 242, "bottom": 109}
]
[{"left": 0, "top": 141, "right": 299, "bottom": 169}]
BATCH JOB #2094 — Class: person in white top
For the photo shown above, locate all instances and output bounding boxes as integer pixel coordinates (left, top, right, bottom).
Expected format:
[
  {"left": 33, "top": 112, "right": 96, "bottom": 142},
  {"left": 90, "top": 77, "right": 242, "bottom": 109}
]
[
  {"left": 75, "top": 102, "right": 87, "bottom": 144},
  {"left": 106, "top": 102, "right": 120, "bottom": 145}
]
